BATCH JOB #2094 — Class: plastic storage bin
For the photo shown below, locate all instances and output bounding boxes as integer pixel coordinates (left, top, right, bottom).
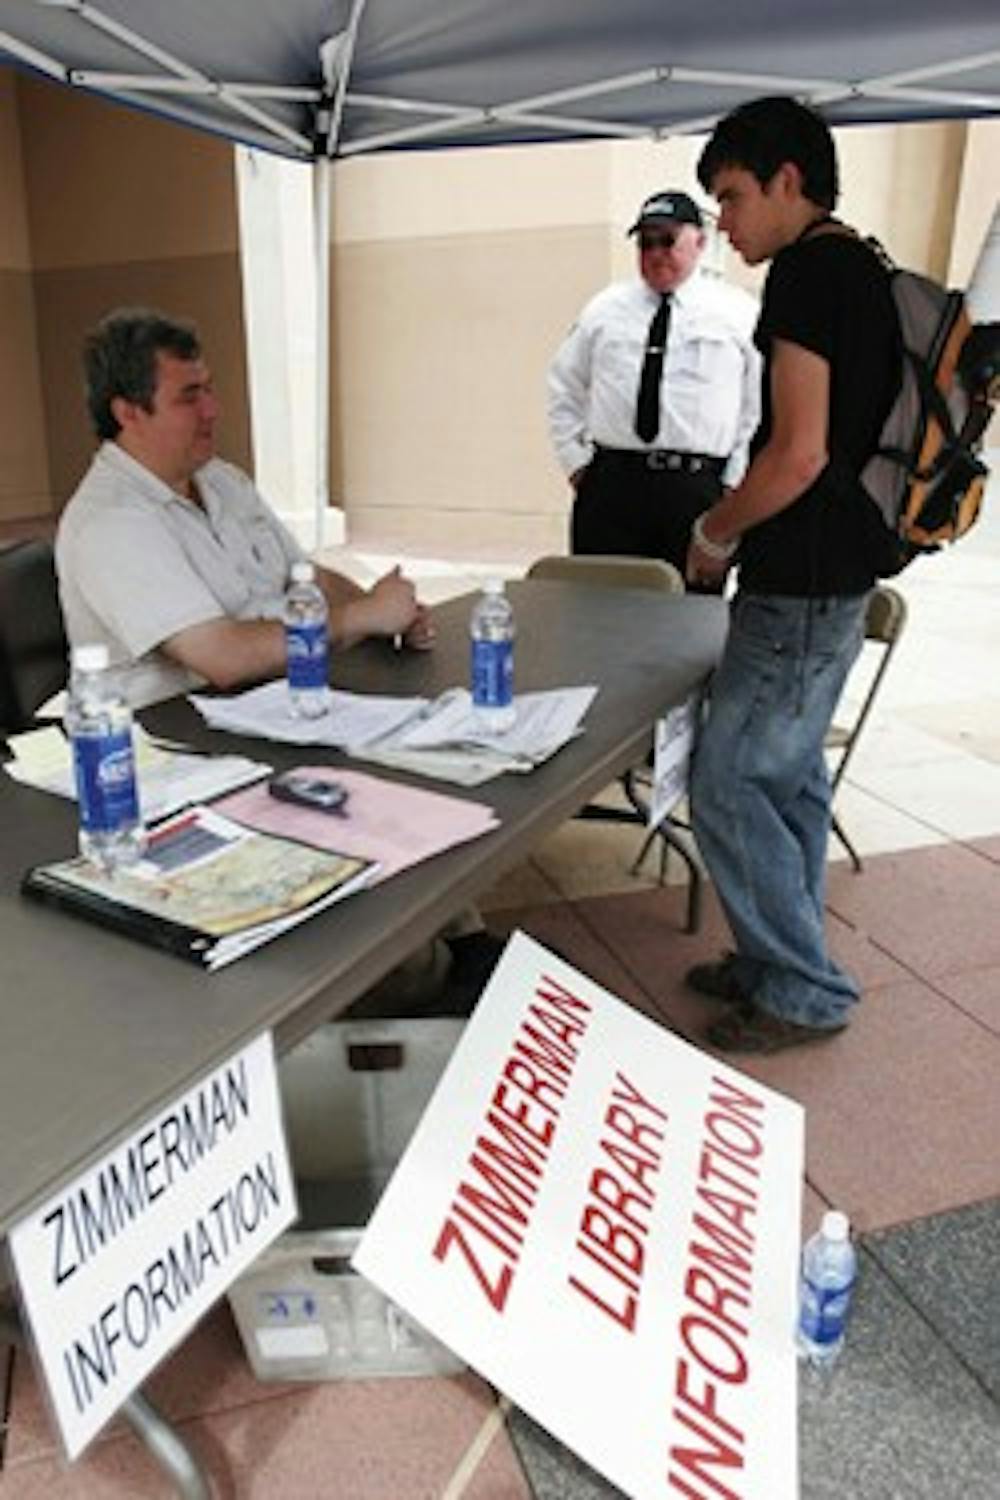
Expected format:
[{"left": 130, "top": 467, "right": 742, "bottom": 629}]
[{"left": 229, "top": 1018, "right": 466, "bottom": 1381}]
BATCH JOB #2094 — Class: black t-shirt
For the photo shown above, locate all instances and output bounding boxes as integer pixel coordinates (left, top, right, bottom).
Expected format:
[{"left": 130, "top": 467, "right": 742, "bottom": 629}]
[{"left": 739, "top": 231, "right": 901, "bottom": 596}]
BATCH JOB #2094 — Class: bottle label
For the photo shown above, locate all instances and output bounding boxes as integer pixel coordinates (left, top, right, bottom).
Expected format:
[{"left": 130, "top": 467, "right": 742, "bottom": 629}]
[
  {"left": 799, "top": 1275, "right": 855, "bottom": 1345},
  {"left": 472, "top": 639, "right": 514, "bottom": 708},
  {"left": 73, "top": 730, "right": 140, "bottom": 834},
  {"left": 286, "top": 622, "right": 329, "bottom": 691}
]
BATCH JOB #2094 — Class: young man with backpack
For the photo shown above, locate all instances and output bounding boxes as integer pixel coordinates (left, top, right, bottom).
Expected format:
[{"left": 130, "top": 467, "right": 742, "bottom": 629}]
[{"left": 682, "top": 95, "right": 901, "bottom": 1053}]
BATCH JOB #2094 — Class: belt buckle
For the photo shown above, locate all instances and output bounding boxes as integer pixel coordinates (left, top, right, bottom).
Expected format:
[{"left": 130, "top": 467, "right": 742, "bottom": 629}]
[{"left": 646, "top": 450, "right": 672, "bottom": 472}]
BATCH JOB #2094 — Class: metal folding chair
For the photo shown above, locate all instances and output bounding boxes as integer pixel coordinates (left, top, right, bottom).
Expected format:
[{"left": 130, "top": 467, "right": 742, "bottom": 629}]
[
  {"left": 826, "top": 584, "right": 908, "bottom": 872},
  {"left": 526, "top": 553, "right": 704, "bottom": 931}
]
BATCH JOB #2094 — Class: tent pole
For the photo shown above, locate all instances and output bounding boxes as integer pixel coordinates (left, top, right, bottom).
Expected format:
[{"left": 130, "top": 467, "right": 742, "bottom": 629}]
[
  {"left": 310, "top": 3, "right": 368, "bottom": 554},
  {"left": 312, "top": 155, "right": 332, "bottom": 554}
]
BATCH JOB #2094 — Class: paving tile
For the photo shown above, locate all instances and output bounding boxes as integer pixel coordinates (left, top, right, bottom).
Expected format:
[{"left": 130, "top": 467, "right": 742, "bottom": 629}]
[
  {"left": 3, "top": 1302, "right": 298, "bottom": 1467},
  {"left": 930, "top": 965, "right": 1000, "bottom": 1037},
  {"left": 829, "top": 781, "right": 947, "bottom": 862},
  {"left": 508, "top": 1409, "right": 624, "bottom": 1500},
  {"left": 487, "top": 899, "right": 656, "bottom": 1019},
  {"left": 847, "top": 757, "right": 1000, "bottom": 842},
  {"left": 477, "top": 857, "right": 564, "bottom": 912},
  {"left": 826, "top": 842, "right": 1000, "bottom": 978},
  {"left": 1, "top": 1370, "right": 512, "bottom": 1499},
  {"left": 531, "top": 817, "right": 667, "bottom": 901},
  {"left": 970, "top": 833, "right": 1000, "bottom": 865},
  {"left": 798, "top": 1247, "right": 1000, "bottom": 1500},
  {"left": 866, "top": 1198, "right": 1000, "bottom": 1403},
  {"left": 700, "top": 976, "right": 1000, "bottom": 1234}
]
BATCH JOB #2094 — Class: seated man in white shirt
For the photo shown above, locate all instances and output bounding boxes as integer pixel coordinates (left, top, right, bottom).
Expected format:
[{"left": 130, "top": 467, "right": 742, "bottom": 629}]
[
  {"left": 57, "top": 307, "right": 434, "bottom": 710},
  {"left": 547, "top": 190, "right": 761, "bottom": 588}
]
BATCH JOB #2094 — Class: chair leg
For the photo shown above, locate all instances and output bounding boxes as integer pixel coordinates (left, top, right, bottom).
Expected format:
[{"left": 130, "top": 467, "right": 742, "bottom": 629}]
[{"left": 830, "top": 811, "right": 863, "bottom": 873}]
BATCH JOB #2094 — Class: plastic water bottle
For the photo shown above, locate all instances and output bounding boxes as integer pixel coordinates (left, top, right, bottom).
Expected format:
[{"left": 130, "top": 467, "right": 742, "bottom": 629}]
[
  {"left": 284, "top": 561, "right": 329, "bottom": 718},
  {"left": 65, "top": 643, "right": 145, "bottom": 872},
  {"left": 797, "top": 1210, "right": 858, "bottom": 1370},
  {"left": 470, "top": 579, "right": 516, "bottom": 733}
]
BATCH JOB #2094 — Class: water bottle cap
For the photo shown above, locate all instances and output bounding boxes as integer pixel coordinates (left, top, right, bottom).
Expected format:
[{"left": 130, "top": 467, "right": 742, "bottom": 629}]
[
  {"left": 72, "top": 643, "right": 110, "bottom": 672},
  {"left": 822, "top": 1210, "right": 850, "bottom": 1241},
  {"left": 290, "top": 561, "right": 316, "bottom": 583},
  {"left": 483, "top": 578, "right": 505, "bottom": 595}
]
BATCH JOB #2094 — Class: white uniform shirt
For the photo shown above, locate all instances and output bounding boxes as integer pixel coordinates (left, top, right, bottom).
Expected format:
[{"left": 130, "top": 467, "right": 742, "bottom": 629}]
[
  {"left": 547, "top": 270, "right": 762, "bottom": 488},
  {"left": 56, "top": 442, "right": 305, "bottom": 708}
]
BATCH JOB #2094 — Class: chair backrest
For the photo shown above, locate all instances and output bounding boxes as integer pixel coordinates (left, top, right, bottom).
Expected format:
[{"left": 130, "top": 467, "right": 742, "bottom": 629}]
[
  {"left": 0, "top": 540, "right": 69, "bottom": 734},
  {"left": 527, "top": 553, "right": 685, "bottom": 594}
]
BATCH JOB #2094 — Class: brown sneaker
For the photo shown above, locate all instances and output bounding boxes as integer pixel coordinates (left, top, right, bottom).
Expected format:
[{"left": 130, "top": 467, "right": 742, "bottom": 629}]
[
  {"left": 706, "top": 1001, "right": 848, "bottom": 1055},
  {"left": 685, "top": 952, "right": 751, "bottom": 1004}
]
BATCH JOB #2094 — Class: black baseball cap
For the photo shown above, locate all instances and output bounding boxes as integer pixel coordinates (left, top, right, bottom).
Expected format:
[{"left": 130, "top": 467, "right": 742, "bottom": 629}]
[{"left": 628, "top": 190, "right": 704, "bottom": 235}]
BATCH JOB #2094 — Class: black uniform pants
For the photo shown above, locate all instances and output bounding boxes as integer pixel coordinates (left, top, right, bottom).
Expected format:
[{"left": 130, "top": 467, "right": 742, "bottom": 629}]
[{"left": 571, "top": 447, "right": 726, "bottom": 592}]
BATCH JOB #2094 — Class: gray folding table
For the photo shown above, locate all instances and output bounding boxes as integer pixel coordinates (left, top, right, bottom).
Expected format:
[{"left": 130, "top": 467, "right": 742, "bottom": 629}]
[{"left": 0, "top": 579, "right": 726, "bottom": 1493}]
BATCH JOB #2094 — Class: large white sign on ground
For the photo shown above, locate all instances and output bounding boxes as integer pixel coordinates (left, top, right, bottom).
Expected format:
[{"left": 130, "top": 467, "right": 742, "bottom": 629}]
[
  {"left": 355, "top": 932, "right": 804, "bottom": 1500},
  {"left": 9, "top": 1032, "right": 296, "bottom": 1460}
]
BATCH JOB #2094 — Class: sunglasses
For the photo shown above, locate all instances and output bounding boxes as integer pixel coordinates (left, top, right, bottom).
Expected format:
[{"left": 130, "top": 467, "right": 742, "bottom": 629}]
[{"left": 639, "top": 230, "right": 681, "bottom": 252}]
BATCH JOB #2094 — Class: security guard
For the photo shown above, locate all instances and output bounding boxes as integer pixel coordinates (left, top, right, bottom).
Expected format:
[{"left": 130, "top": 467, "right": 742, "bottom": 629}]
[{"left": 547, "top": 189, "right": 761, "bottom": 587}]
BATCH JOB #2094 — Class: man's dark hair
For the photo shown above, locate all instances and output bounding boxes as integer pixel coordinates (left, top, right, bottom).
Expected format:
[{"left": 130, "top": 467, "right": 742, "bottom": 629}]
[
  {"left": 84, "top": 308, "right": 201, "bottom": 440},
  {"left": 697, "top": 96, "right": 839, "bottom": 210}
]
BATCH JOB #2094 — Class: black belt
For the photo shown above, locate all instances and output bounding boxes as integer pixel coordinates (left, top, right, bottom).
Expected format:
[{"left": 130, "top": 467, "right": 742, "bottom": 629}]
[{"left": 594, "top": 445, "right": 726, "bottom": 478}]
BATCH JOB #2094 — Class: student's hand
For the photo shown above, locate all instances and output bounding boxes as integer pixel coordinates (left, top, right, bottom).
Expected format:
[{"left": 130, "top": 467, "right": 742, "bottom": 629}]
[
  {"left": 403, "top": 602, "right": 436, "bottom": 650},
  {"left": 685, "top": 538, "right": 731, "bottom": 587}
]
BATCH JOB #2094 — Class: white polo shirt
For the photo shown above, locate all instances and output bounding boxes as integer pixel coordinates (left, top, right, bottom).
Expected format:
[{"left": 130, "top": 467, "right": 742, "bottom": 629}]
[{"left": 56, "top": 443, "right": 305, "bottom": 708}]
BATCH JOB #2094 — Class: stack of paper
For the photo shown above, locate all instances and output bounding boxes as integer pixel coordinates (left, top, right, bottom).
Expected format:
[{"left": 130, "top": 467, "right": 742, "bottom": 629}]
[
  {"left": 22, "top": 807, "right": 375, "bottom": 970},
  {"left": 3, "top": 725, "right": 271, "bottom": 821},
  {"left": 190, "top": 682, "right": 425, "bottom": 748},
  {"left": 190, "top": 682, "right": 598, "bottom": 787}
]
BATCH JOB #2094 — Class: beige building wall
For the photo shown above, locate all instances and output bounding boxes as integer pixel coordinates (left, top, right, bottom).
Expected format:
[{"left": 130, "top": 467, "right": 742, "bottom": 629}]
[
  {"left": 0, "top": 72, "right": 51, "bottom": 528},
  {"left": 2, "top": 73, "right": 249, "bottom": 528},
  {"left": 329, "top": 141, "right": 618, "bottom": 557},
  {"left": 328, "top": 119, "right": 970, "bottom": 557}
]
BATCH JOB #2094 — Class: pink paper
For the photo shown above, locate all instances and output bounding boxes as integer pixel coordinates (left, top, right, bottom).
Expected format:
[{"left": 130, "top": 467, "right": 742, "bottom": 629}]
[{"left": 215, "top": 768, "right": 498, "bottom": 883}]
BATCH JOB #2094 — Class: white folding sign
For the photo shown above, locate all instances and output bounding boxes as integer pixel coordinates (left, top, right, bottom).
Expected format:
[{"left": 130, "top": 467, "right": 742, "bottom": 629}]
[
  {"left": 355, "top": 931, "right": 804, "bottom": 1500},
  {"left": 9, "top": 1032, "right": 296, "bottom": 1460}
]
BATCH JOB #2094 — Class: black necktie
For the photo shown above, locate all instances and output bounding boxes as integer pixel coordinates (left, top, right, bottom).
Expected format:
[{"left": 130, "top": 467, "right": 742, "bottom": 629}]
[{"left": 634, "top": 293, "right": 672, "bottom": 444}]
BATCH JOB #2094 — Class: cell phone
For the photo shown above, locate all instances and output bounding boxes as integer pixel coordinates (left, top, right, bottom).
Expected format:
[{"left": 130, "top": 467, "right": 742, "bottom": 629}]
[{"left": 268, "top": 772, "right": 349, "bottom": 815}]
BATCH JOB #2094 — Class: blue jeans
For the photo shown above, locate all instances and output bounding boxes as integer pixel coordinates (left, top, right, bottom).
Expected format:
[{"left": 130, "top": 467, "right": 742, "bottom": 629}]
[{"left": 691, "top": 591, "right": 869, "bottom": 1028}]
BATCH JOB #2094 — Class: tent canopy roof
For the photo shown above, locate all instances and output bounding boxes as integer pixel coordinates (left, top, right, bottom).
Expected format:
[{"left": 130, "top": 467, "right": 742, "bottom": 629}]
[{"left": 2, "top": 0, "right": 999, "bottom": 161}]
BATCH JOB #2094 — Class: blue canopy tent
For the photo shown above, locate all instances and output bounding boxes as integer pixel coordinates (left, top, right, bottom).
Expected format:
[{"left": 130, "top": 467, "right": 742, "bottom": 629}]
[
  {"left": 2, "top": 0, "right": 999, "bottom": 156},
  {"left": 2, "top": 0, "right": 998, "bottom": 543}
]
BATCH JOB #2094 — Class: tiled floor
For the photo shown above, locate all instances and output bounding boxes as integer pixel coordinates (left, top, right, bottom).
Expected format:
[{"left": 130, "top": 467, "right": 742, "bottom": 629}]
[{"left": 3, "top": 466, "right": 999, "bottom": 1497}]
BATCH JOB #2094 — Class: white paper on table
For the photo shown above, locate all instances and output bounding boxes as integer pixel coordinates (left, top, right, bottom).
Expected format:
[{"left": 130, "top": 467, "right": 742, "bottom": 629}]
[
  {"left": 3, "top": 725, "right": 271, "bottom": 822},
  {"left": 190, "top": 680, "right": 427, "bottom": 748},
  {"left": 351, "top": 743, "right": 529, "bottom": 787},
  {"left": 390, "top": 686, "right": 597, "bottom": 761}
]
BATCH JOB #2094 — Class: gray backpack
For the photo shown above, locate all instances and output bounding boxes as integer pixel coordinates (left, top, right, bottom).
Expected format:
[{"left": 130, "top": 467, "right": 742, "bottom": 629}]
[{"left": 860, "top": 243, "right": 999, "bottom": 574}]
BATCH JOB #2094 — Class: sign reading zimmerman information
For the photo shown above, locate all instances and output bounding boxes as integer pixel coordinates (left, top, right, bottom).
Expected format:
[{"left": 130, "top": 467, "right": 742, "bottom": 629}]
[
  {"left": 355, "top": 932, "right": 804, "bottom": 1500},
  {"left": 8, "top": 1033, "right": 296, "bottom": 1460}
]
